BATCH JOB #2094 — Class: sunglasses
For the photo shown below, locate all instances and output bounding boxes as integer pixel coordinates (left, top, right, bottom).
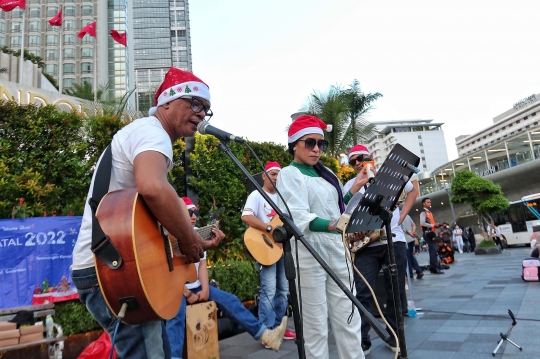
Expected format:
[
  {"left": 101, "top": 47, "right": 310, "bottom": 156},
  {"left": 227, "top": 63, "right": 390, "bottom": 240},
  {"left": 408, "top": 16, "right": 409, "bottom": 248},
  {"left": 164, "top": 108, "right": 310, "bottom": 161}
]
[
  {"left": 182, "top": 97, "right": 213, "bottom": 120},
  {"left": 298, "top": 138, "right": 329, "bottom": 152},
  {"left": 188, "top": 209, "right": 199, "bottom": 217},
  {"left": 348, "top": 155, "right": 370, "bottom": 167}
]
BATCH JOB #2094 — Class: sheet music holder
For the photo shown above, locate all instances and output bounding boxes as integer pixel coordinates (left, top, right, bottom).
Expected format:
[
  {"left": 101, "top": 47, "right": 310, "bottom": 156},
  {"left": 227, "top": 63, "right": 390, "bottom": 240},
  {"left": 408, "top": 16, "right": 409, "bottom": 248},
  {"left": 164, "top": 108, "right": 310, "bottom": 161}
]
[{"left": 335, "top": 143, "right": 420, "bottom": 359}]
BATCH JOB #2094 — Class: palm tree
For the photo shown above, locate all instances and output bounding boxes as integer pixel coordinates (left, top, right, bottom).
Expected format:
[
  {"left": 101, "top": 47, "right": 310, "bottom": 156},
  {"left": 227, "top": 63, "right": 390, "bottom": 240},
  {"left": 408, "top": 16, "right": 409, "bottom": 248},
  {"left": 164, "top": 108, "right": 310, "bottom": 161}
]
[
  {"left": 0, "top": 67, "right": 7, "bottom": 74},
  {"left": 302, "top": 80, "right": 382, "bottom": 158}
]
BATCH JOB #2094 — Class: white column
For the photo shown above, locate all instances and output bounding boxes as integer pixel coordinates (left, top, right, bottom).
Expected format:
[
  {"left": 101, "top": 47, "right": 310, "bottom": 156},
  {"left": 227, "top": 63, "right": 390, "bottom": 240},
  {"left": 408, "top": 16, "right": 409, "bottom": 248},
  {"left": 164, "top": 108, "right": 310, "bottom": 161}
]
[
  {"left": 504, "top": 141, "right": 511, "bottom": 167},
  {"left": 19, "top": 11, "right": 25, "bottom": 85},
  {"left": 527, "top": 131, "right": 536, "bottom": 160},
  {"left": 58, "top": 5, "right": 63, "bottom": 93}
]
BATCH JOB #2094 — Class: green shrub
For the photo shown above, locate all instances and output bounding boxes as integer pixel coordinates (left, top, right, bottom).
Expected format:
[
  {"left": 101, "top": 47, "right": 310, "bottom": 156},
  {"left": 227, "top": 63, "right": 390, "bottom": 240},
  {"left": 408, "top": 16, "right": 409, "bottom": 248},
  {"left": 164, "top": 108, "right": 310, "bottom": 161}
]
[
  {"left": 210, "top": 260, "right": 259, "bottom": 302},
  {"left": 478, "top": 239, "right": 496, "bottom": 248},
  {"left": 53, "top": 300, "right": 101, "bottom": 336}
]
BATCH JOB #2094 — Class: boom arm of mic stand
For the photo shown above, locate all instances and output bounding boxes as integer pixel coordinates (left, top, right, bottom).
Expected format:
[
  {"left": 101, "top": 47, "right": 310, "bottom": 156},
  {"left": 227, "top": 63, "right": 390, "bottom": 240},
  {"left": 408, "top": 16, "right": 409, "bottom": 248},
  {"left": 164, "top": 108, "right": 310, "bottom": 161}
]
[{"left": 216, "top": 141, "right": 390, "bottom": 345}]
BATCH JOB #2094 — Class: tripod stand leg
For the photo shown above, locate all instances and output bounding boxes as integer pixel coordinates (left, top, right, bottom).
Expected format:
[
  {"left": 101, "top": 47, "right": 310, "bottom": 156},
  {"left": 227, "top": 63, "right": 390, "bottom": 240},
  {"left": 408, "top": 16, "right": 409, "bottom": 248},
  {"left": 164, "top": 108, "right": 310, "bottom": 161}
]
[
  {"left": 492, "top": 338, "right": 504, "bottom": 356},
  {"left": 283, "top": 240, "right": 305, "bottom": 359},
  {"left": 505, "top": 338, "right": 522, "bottom": 350}
]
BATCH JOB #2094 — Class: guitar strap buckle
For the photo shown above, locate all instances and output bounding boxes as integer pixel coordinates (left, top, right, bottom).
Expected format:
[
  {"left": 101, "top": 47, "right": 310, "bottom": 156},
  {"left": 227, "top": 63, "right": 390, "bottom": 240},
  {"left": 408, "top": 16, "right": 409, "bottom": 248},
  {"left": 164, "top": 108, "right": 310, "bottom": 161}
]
[{"left": 92, "top": 236, "right": 123, "bottom": 270}]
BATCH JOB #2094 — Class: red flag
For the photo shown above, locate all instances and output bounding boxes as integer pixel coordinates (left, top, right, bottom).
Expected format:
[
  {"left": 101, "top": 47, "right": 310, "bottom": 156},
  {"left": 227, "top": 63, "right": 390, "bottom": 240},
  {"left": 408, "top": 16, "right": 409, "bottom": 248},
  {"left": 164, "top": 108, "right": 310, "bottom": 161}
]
[
  {"left": 48, "top": 9, "right": 62, "bottom": 27},
  {"left": 77, "top": 21, "right": 96, "bottom": 39},
  {"left": 0, "top": 0, "right": 25, "bottom": 11},
  {"left": 110, "top": 30, "right": 127, "bottom": 46}
]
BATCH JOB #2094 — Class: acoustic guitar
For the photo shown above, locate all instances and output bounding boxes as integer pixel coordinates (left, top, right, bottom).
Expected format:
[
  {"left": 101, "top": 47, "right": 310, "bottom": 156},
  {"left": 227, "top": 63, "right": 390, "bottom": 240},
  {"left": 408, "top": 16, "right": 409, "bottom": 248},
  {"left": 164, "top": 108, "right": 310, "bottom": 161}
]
[
  {"left": 243, "top": 216, "right": 283, "bottom": 265},
  {"left": 94, "top": 187, "right": 214, "bottom": 324}
]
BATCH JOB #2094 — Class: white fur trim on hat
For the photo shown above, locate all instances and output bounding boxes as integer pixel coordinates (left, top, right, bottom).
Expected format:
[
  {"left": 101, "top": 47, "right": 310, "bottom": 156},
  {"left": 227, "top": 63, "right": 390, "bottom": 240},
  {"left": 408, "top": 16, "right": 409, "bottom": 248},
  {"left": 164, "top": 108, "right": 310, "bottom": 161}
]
[
  {"left": 148, "top": 81, "right": 210, "bottom": 116},
  {"left": 288, "top": 127, "right": 324, "bottom": 143},
  {"left": 266, "top": 166, "right": 281, "bottom": 172},
  {"left": 348, "top": 150, "right": 370, "bottom": 160}
]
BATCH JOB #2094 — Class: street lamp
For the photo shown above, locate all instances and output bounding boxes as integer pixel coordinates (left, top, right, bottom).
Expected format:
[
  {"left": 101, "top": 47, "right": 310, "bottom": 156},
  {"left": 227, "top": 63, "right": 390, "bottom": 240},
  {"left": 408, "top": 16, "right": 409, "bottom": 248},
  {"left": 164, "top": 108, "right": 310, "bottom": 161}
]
[{"left": 444, "top": 185, "right": 457, "bottom": 225}]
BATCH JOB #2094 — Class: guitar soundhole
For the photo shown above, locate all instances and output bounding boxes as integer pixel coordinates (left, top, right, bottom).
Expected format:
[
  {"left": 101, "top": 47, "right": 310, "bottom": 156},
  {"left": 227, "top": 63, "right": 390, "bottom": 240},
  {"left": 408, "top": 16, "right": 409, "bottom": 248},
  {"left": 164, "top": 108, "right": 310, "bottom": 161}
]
[
  {"left": 261, "top": 234, "right": 274, "bottom": 248},
  {"left": 119, "top": 296, "right": 140, "bottom": 311}
]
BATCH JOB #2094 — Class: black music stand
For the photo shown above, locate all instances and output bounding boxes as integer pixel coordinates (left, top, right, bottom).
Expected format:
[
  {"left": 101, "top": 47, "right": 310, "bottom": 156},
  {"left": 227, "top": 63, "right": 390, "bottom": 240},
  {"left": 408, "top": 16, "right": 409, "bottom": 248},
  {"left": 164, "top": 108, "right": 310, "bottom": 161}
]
[
  {"left": 336, "top": 143, "right": 420, "bottom": 359},
  {"left": 492, "top": 310, "right": 522, "bottom": 356}
]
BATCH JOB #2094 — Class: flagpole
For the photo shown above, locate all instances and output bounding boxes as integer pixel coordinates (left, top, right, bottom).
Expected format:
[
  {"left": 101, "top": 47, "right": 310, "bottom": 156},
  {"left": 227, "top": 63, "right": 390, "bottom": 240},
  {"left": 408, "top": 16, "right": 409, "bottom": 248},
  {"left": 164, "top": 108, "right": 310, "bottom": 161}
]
[
  {"left": 19, "top": 9, "right": 25, "bottom": 85},
  {"left": 93, "top": 16, "right": 97, "bottom": 102},
  {"left": 58, "top": 4, "right": 63, "bottom": 93}
]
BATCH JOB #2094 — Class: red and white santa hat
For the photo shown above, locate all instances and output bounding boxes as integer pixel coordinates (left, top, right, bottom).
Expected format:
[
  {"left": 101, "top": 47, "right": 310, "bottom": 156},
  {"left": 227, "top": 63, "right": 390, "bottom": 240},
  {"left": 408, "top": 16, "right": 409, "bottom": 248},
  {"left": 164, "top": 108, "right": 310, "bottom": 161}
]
[
  {"left": 348, "top": 144, "right": 370, "bottom": 160},
  {"left": 181, "top": 197, "right": 196, "bottom": 210},
  {"left": 148, "top": 67, "right": 211, "bottom": 116},
  {"left": 287, "top": 115, "right": 332, "bottom": 143},
  {"left": 264, "top": 161, "right": 281, "bottom": 172}
]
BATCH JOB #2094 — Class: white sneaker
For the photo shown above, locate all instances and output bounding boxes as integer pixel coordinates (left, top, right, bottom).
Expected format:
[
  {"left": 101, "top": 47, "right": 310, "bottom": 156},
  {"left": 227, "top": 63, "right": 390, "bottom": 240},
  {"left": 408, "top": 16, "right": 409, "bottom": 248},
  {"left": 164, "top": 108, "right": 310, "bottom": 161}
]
[
  {"left": 260, "top": 316, "right": 287, "bottom": 352},
  {"left": 459, "top": 250, "right": 463, "bottom": 254}
]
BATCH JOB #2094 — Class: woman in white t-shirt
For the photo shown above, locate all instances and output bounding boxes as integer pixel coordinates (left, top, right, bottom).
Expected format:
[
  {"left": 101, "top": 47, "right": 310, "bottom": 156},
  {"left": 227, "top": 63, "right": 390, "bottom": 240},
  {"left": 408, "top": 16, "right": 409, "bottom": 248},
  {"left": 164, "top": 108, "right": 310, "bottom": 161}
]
[{"left": 453, "top": 225, "right": 464, "bottom": 253}]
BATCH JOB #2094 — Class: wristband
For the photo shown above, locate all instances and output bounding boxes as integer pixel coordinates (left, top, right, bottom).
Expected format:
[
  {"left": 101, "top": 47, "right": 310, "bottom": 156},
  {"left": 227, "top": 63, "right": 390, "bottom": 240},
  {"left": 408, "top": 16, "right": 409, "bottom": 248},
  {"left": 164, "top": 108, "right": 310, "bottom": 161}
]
[{"left": 184, "top": 292, "right": 193, "bottom": 299}]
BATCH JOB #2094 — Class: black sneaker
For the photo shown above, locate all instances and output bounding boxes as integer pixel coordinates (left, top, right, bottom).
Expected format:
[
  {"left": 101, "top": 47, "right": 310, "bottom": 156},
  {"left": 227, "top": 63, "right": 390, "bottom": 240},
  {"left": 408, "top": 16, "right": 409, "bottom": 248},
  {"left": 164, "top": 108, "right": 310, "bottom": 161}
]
[
  {"left": 361, "top": 342, "right": 371, "bottom": 355},
  {"left": 385, "top": 337, "right": 398, "bottom": 353}
]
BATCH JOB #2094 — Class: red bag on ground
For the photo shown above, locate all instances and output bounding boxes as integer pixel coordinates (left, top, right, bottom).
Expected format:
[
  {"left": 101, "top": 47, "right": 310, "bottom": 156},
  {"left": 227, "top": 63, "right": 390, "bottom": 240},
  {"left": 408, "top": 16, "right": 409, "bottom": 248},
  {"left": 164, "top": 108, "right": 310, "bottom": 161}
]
[{"left": 77, "top": 332, "right": 117, "bottom": 359}]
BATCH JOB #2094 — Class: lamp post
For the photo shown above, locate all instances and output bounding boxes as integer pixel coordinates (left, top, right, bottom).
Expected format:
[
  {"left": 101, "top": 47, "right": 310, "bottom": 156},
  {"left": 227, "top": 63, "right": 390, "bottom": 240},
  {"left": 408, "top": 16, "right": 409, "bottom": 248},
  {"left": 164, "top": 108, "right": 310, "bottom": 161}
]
[{"left": 445, "top": 185, "right": 457, "bottom": 225}]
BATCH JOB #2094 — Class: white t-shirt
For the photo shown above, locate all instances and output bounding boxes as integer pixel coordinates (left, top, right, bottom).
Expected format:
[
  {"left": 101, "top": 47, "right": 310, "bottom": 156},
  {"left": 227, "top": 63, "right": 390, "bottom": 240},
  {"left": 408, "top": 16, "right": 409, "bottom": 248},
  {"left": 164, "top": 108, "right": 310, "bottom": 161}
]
[
  {"left": 343, "top": 178, "right": 414, "bottom": 245},
  {"left": 186, "top": 248, "right": 207, "bottom": 290},
  {"left": 242, "top": 190, "right": 278, "bottom": 224},
  {"left": 72, "top": 116, "right": 173, "bottom": 270}
]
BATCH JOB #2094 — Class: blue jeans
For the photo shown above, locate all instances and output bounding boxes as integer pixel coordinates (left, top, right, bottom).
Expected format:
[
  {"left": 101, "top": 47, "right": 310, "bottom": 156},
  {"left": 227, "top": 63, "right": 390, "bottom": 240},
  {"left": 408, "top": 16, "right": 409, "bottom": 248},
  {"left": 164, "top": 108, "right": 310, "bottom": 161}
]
[
  {"left": 353, "top": 242, "right": 408, "bottom": 345},
  {"left": 72, "top": 267, "right": 171, "bottom": 359},
  {"left": 166, "top": 286, "right": 266, "bottom": 358},
  {"left": 257, "top": 257, "right": 288, "bottom": 329},
  {"left": 425, "top": 231, "right": 440, "bottom": 270},
  {"left": 407, "top": 241, "right": 424, "bottom": 277}
]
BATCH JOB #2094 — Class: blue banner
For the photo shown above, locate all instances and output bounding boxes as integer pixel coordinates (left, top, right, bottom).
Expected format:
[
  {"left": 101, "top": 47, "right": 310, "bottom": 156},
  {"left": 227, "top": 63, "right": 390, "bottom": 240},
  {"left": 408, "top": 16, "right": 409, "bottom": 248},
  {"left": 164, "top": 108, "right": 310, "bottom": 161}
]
[{"left": 0, "top": 216, "right": 82, "bottom": 309}]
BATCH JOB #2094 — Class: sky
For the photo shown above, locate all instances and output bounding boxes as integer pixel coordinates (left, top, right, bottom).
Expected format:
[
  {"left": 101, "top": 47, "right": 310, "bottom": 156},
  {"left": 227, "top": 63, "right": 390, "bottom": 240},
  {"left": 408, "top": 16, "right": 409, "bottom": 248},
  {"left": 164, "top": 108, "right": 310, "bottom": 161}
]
[{"left": 189, "top": 0, "right": 540, "bottom": 161}]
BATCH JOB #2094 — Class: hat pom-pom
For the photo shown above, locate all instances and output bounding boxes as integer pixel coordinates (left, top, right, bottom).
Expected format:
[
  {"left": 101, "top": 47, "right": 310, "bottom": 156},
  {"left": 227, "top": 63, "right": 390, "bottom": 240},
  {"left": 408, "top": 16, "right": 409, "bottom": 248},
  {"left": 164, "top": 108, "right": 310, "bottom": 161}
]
[
  {"left": 325, "top": 124, "right": 333, "bottom": 132},
  {"left": 148, "top": 107, "right": 157, "bottom": 116}
]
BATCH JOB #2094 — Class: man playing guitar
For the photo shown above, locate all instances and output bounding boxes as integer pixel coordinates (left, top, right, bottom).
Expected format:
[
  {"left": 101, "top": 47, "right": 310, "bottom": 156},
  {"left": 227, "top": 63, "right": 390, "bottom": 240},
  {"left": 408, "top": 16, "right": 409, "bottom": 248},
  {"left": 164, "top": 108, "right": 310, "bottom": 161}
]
[
  {"left": 71, "top": 68, "right": 223, "bottom": 358},
  {"left": 342, "top": 144, "right": 418, "bottom": 355}
]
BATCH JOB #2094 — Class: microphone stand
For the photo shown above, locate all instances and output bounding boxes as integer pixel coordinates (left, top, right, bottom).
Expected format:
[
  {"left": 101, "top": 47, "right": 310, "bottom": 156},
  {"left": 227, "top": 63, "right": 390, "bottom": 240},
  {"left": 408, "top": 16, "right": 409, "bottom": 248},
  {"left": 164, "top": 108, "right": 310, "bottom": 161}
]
[{"left": 216, "top": 140, "right": 390, "bottom": 359}]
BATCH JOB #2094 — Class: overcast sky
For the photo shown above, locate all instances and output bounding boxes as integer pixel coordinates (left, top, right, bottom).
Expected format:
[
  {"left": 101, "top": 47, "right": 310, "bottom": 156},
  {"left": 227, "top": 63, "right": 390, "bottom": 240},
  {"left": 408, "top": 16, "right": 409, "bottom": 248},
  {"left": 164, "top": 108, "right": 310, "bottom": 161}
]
[{"left": 189, "top": 0, "right": 540, "bottom": 161}]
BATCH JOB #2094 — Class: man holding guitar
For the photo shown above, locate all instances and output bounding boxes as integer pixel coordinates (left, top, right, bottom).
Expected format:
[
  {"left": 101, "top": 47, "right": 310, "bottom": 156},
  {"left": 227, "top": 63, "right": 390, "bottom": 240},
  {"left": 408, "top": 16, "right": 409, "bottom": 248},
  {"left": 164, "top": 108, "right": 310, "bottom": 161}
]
[
  {"left": 241, "top": 161, "right": 296, "bottom": 347},
  {"left": 342, "top": 144, "right": 417, "bottom": 355},
  {"left": 71, "top": 68, "right": 223, "bottom": 359}
]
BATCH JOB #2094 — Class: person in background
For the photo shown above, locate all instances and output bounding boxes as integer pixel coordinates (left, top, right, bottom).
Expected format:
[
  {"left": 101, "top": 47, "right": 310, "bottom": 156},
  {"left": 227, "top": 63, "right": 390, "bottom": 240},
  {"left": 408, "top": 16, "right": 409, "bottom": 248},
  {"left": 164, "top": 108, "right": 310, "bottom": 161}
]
[
  {"left": 490, "top": 223, "right": 504, "bottom": 251},
  {"left": 277, "top": 116, "right": 364, "bottom": 359},
  {"left": 166, "top": 197, "right": 288, "bottom": 357},
  {"left": 420, "top": 198, "right": 443, "bottom": 274},
  {"left": 468, "top": 226, "right": 476, "bottom": 252},
  {"left": 436, "top": 239, "right": 455, "bottom": 265},
  {"left": 438, "top": 223, "right": 452, "bottom": 247},
  {"left": 453, "top": 224, "right": 464, "bottom": 254},
  {"left": 402, "top": 214, "right": 424, "bottom": 279},
  {"left": 71, "top": 67, "right": 223, "bottom": 358},
  {"left": 344, "top": 144, "right": 418, "bottom": 355},
  {"left": 241, "top": 161, "right": 296, "bottom": 347}
]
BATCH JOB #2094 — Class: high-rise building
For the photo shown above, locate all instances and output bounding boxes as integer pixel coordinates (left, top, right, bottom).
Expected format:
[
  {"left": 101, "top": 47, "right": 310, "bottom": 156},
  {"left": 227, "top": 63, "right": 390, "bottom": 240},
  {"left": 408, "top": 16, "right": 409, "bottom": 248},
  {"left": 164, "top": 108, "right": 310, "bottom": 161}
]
[
  {"left": 1, "top": 0, "right": 193, "bottom": 112},
  {"left": 367, "top": 119, "right": 449, "bottom": 172}
]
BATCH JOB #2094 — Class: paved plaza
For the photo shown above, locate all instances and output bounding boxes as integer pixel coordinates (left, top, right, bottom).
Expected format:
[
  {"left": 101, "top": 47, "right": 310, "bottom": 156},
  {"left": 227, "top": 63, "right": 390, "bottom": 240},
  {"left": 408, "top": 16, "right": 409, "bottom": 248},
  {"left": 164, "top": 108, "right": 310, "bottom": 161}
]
[{"left": 218, "top": 246, "right": 540, "bottom": 359}]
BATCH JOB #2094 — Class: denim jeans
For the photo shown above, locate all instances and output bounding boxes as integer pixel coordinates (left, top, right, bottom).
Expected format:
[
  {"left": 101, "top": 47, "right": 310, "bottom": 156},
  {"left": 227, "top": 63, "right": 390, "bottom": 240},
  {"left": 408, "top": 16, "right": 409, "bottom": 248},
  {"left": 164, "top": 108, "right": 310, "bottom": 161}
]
[
  {"left": 166, "top": 285, "right": 265, "bottom": 358},
  {"left": 256, "top": 257, "right": 289, "bottom": 329},
  {"left": 425, "top": 231, "right": 440, "bottom": 270},
  {"left": 353, "top": 242, "right": 407, "bottom": 345},
  {"left": 72, "top": 267, "right": 171, "bottom": 359},
  {"left": 407, "top": 241, "right": 424, "bottom": 277}
]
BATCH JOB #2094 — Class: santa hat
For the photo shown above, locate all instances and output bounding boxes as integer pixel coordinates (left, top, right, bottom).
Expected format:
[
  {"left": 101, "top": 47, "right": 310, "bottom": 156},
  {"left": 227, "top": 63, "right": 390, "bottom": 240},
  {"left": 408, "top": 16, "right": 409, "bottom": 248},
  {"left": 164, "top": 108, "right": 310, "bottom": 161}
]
[
  {"left": 348, "top": 144, "right": 370, "bottom": 160},
  {"left": 288, "top": 115, "right": 332, "bottom": 143},
  {"left": 148, "top": 67, "right": 211, "bottom": 116},
  {"left": 181, "top": 197, "right": 196, "bottom": 209},
  {"left": 264, "top": 161, "right": 281, "bottom": 172}
]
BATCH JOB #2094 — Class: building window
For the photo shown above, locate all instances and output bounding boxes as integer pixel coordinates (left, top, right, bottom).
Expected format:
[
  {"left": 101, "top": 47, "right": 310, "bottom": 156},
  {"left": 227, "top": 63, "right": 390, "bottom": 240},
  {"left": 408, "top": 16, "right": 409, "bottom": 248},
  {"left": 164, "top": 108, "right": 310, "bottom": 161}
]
[
  {"left": 65, "top": 6, "right": 75, "bottom": 16},
  {"left": 81, "top": 62, "right": 93, "bottom": 74},
  {"left": 28, "top": 0, "right": 40, "bottom": 3},
  {"left": 63, "top": 78, "right": 75, "bottom": 89},
  {"left": 47, "top": 6, "right": 58, "bottom": 17},
  {"left": 29, "top": 7, "right": 41, "bottom": 18},
  {"left": 81, "top": 19, "right": 94, "bottom": 27},
  {"left": 63, "top": 63, "right": 75, "bottom": 74},
  {"left": 46, "top": 49, "right": 58, "bottom": 60},
  {"left": 28, "top": 21, "right": 40, "bottom": 32},
  {"left": 64, "top": 34, "right": 75, "bottom": 45},
  {"left": 64, "top": 48, "right": 75, "bottom": 59},
  {"left": 0, "top": 22, "right": 5, "bottom": 34},
  {"left": 10, "top": 36, "right": 21, "bottom": 46},
  {"left": 81, "top": 37, "right": 93, "bottom": 45},
  {"left": 0, "top": 37, "right": 3, "bottom": 46},
  {"left": 45, "top": 64, "right": 57, "bottom": 75},
  {"left": 28, "top": 49, "right": 40, "bottom": 57},
  {"left": 81, "top": 5, "right": 93, "bottom": 16},
  {"left": 64, "top": 20, "right": 75, "bottom": 31},
  {"left": 46, "top": 34, "right": 58, "bottom": 46},
  {"left": 81, "top": 47, "right": 93, "bottom": 58},
  {"left": 11, "top": 22, "right": 22, "bottom": 32},
  {"left": 28, "top": 35, "right": 40, "bottom": 47},
  {"left": 81, "top": 77, "right": 93, "bottom": 86},
  {"left": 11, "top": 9, "right": 23, "bottom": 18}
]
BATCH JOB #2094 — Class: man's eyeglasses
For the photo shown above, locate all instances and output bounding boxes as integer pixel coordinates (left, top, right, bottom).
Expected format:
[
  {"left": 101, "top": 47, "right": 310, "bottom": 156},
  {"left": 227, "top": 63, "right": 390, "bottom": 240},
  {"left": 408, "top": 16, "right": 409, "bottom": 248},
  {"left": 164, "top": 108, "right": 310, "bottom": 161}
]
[
  {"left": 188, "top": 209, "right": 199, "bottom": 217},
  {"left": 182, "top": 97, "right": 213, "bottom": 120},
  {"left": 298, "top": 138, "right": 329, "bottom": 152},
  {"left": 348, "top": 155, "right": 370, "bottom": 167}
]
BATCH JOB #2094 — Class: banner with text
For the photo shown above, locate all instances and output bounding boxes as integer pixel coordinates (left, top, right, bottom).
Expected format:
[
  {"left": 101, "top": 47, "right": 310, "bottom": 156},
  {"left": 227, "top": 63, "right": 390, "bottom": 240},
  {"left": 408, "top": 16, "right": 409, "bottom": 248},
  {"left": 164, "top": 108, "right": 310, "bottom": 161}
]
[{"left": 0, "top": 216, "right": 82, "bottom": 309}]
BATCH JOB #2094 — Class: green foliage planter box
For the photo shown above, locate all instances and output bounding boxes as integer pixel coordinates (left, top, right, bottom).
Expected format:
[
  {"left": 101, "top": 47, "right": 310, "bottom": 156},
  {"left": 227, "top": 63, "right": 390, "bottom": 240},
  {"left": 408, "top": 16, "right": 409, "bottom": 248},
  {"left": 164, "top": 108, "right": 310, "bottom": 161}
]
[{"left": 475, "top": 246, "right": 502, "bottom": 255}]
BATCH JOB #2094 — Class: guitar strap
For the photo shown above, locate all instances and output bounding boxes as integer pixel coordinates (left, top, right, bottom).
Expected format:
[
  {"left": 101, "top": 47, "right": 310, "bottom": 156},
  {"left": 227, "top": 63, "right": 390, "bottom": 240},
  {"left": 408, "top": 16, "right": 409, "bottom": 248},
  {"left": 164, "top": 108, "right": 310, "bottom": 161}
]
[{"left": 88, "top": 145, "right": 123, "bottom": 270}]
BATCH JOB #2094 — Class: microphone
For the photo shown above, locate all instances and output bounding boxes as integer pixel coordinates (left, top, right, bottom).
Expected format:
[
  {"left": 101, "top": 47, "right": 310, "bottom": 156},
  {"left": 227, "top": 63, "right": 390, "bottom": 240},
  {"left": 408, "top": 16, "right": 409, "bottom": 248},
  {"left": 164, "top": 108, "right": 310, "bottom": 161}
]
[
  {"left": 197, "top": 120, "right": 245, "bottom": 143},
  {"left": 363, "top": 159, "right": 376, "bottom": 183}
]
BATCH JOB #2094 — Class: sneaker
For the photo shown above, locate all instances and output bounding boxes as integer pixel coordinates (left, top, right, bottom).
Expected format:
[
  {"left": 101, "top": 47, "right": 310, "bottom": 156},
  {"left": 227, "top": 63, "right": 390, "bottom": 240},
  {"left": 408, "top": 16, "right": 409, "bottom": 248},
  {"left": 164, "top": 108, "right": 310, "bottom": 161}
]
[
  {"left": 262, "top": 342, "right": 271, "bottom": 349},
  {"left": 260, "top": 316, "right": 287, "bottom": 352},
  {"left": 284, "top": 329, "right": 296, "bottom": 340},
  {"left": 361, "top": 342, "right": 371, "bottom": 355},
  {"left": 416, "top": 272, "right": 424, "bottom": 279},
  {"left": 385, "top": 337, "right": 399, "bottom": 353}
]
